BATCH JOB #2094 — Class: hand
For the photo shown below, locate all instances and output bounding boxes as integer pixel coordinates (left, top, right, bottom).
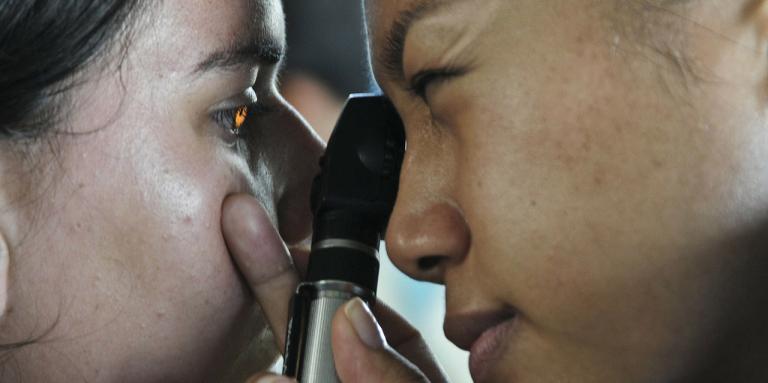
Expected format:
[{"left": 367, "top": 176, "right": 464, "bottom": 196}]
[
  {"left": 221, "top": 193, "right": 301, "bottom": 353},
  {"left": 221, "top": 194, "right": 448, "bottom": 383},
  {"left": 330, "top": 298, "right": 448, "bottom": 383}
]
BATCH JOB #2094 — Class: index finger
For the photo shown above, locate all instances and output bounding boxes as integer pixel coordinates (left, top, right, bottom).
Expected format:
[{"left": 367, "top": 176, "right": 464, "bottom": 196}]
[
  {"left": 373, "top": 301, "right": 449, "bottom": 383},
  {"left": 222, "top": 193, "right": 300, "bottom": 352}
]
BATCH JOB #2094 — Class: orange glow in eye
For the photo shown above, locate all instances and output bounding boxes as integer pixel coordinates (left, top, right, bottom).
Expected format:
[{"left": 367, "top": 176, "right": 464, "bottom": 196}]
[{"left": 234, "top": 106, "right": 248, "bottom": 130}]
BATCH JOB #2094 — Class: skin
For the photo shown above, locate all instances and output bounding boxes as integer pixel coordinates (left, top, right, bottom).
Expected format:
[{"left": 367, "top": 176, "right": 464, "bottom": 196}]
[
  {"left": 364, "top": 0, "right": 768, "bottom": 382},
  {"left": 0, "top": 0, "right": 323, "bottom": 381}
]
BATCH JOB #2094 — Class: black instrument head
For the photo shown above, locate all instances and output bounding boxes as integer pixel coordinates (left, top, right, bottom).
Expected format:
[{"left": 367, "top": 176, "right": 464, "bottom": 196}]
[{"left": 310, "top": 94, "right": 406, "bottom": 248}]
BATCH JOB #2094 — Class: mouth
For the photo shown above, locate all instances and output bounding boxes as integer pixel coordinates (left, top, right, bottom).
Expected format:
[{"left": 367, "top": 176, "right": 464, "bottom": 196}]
[{"left": 444, "top": 308, "right": 516, "bottom": 382}]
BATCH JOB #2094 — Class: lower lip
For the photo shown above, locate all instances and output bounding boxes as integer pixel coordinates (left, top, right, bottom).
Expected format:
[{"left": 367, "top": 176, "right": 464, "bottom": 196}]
[{"left": 469, "top": 318, "right": 516, "bottom": 382}]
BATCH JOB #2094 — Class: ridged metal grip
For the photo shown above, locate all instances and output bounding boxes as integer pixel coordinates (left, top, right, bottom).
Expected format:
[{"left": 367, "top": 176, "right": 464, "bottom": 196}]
[
  {"left": 285, "top": 281, "right": 374, "bottom": 383},
  {"left": 302, "top": 291, "right": 354, "bottom": 383}
]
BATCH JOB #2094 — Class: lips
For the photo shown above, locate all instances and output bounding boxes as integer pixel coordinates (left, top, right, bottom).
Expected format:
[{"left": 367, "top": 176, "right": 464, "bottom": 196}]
[
  {"left": 444, "top": 309, "right": 516, "bottom": 381},
  {"left": 444, "top": 309, "right": 515, "bottom": 350}
]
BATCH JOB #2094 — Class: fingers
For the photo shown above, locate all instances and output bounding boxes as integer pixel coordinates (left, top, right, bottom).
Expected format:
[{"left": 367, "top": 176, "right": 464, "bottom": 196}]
[
  {"left": 373, "top": 303, "right": 449, "bottom": 383},
  {"left": 222, "top": 194, "right": 445, "bottom": 382},
  {"left": 221, "top": 193, "right": 300, "bottom": 352},
  {"left": 332, "top": 298, "right": 439, "bottom": 383},
  {"left": 245, "top": 372, "right": 297, "bottom": 383}
]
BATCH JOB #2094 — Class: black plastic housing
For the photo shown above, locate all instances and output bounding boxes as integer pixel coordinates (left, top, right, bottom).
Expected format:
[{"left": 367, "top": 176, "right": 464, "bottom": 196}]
[{"left": 305, "top": 94, "right": 406, "bottom": 293}]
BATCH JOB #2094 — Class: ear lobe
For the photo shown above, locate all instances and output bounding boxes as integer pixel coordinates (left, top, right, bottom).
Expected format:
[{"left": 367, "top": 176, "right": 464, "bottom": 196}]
[{"left": 0, "top": 231, "right": 9, "bottom": 322}]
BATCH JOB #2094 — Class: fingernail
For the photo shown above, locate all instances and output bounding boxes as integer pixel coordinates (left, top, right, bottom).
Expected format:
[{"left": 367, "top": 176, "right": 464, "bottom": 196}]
[
  {"left": 344, "top": 298, "right": 385, "bottom": 349},
  {"left": 252, "top": 375, "right": 295, "bottom": 383}
]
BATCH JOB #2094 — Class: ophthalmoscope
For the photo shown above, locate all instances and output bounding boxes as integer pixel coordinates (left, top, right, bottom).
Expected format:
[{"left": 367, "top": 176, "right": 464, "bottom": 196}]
[{"left": 282, "top": 94, "right": 406, "bottom": 383}]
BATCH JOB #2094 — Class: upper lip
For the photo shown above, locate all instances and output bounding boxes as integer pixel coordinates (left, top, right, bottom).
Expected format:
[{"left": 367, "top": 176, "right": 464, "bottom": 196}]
[{"left": 443, "top": 308, "right": 516, "bottom": 351}]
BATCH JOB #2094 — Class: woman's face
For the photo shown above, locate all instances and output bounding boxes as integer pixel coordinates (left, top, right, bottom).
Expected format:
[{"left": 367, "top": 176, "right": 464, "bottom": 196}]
[
  {"left": 368, "top": 0, "right": 768, "bottom": 382},
  {"left": 0, "top": 0, "right": 322, "bottom": 381}
]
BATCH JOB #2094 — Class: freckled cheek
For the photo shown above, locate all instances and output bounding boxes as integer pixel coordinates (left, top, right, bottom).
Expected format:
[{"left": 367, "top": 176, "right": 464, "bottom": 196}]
[
  {"left": 139, "top": 165, "right": 220, "bottom": 229},
  {"left": 449, "top": 97, "right": 633, "bottom": 306},
  {"left": 128, "top": 149, "right": 247, "bottom": 277},
  {"left": 131, "top": 172, "right": 255, "bottom": 320},
  {"left": 455, "top": 128, "right": 687, "bottom": 343}
]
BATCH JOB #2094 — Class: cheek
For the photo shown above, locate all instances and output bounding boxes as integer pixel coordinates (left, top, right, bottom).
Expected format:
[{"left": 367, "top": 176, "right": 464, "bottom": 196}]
[
  {"left": 10, "top": 110, "right": 271, "bottom": 375},
  {"left": 58, "top": 109, "right": 255, "bottom": 328},
  {"left": 121, "top": 118, "right": 250, "bottom": 294},
  {"left": 451, "top": 45, "right": 752, "bottom": 358}
]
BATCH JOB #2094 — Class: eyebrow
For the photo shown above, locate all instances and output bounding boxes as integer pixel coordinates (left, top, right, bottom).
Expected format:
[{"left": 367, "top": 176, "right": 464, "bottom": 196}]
[
  {"left": 378, "top": 0, "right": 452, "bottom": 82},
  {"left": 193, "top": 37, "right": 285, "bottom": 75}
]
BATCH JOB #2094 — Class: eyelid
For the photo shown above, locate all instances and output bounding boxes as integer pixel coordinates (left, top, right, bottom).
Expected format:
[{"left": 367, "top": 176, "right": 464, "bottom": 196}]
[
  {"left": 407, "top": 66, "right": 466, "bottom": 101},
  {"left": 211, "top": 97, "right": 274, "bottom": 144}
]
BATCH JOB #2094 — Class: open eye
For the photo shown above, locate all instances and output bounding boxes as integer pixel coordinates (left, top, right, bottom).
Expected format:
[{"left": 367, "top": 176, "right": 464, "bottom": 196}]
[{"left": 213, "top": 104, "right": 250, "bottom": 137}]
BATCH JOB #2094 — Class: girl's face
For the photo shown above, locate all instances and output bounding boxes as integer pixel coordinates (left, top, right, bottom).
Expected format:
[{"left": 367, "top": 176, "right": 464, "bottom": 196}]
[
  {"left": 0, "top": 0, "right": 322, "bottom": 381},
  {"left": 369, "top": 0, "right": 768, "bottom": 382}
]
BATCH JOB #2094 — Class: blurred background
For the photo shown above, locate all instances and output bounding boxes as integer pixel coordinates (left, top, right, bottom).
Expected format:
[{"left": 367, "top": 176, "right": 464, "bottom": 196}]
[{"left": 281, "top": 1, "right": 472, "bottom": 382}]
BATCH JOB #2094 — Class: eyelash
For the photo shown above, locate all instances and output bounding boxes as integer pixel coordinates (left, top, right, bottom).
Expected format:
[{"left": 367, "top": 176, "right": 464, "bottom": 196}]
[
  {"left": 212, "top": 102, "right": 270, "bottom": 138},
  {"left": 408, "top": 67, "right": 465, "bottom": 100}
]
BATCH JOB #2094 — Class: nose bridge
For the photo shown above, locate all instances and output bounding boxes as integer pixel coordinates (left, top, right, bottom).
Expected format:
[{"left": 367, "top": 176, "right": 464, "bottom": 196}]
[
  {"left": 281, "top": 105, "right": 324, "bottom": 183},
  {"left": 271, "top": 100, "right": 325, "bottom": 245},
  {"left": 385, "top": 131, "right": 470, "bottom": 282}
]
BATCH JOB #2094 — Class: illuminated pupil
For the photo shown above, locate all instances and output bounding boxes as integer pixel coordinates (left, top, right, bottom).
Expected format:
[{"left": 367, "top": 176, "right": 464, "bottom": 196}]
[{"left": 234, "top": 106, "right": 248, "bottom": 132}]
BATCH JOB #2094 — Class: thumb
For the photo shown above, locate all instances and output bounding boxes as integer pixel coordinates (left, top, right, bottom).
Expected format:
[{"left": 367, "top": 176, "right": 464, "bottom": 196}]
[
  {"left": 221, "top": 193, "right": 299, "bottom": 352},
  {"left": 332, "top": 298, "right": 429, "bottom": 383}
]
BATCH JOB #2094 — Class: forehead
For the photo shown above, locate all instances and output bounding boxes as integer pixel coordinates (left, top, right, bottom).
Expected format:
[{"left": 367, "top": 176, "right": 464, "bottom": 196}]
[
  {"left": 365, "top": 0, "right": 432, "bottom": 73},
  {"left": 137, "top": 0, "right": 285, "bottom": 74},
  {"left": 366, "top": 0, "right": 431, "bottom": 45}
]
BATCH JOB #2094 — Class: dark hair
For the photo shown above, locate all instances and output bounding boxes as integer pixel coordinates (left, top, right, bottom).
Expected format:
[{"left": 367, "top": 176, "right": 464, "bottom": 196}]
[
  {"left": 283, "top": 0, "right": 374, "bottom": 97},
  {"left": 0, "top": 0, "right": 147, "bottom": 142},
  {"left": 0, "top": 0, "right": 149, "bottom": 368}
]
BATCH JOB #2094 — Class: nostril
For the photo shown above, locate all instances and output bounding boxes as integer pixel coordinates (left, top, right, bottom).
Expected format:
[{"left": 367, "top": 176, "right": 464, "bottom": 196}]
[
  {"left": 417, "top": 256, "right": 443, "bottom": 271},
  {"left": 386, "top": 201, "right": 470, "bottom": 283}
]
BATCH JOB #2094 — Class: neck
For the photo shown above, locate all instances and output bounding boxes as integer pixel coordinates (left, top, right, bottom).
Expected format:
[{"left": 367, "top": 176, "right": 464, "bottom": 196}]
[{"left": 689, "top": 228, "right": 768, "bottom": 383}]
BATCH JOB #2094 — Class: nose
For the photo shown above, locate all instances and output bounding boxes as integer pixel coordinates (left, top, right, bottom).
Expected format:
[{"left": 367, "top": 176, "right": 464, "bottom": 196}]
[
  {"left": 385, "top": 148, "right": 471, "bottom": 284},
  {"left": 268, "top": 97, "right": 325, "bottom": 245}
]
